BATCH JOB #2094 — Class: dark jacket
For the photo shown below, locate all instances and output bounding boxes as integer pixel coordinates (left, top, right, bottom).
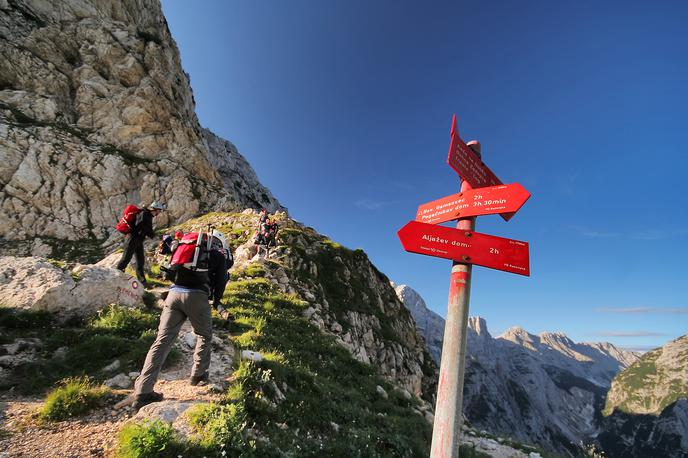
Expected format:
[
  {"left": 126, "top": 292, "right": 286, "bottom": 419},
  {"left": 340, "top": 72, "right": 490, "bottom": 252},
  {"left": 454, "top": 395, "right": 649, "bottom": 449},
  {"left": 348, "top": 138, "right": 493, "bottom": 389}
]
[{"left": 133, "top": 209, "right": 155, "bottom": 239}]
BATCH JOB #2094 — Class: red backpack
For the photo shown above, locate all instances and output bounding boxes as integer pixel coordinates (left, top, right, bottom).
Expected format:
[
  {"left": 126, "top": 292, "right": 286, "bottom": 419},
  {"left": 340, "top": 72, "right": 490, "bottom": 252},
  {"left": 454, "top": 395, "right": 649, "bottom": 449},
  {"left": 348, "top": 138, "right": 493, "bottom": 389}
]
[
  {"left": 116, "top": 205, "right": 142, "bottom": 234},
  {"left": 162, "top": 232, "right": 211, "bottom": 288},
  {"left": 170, "top": 232, "right": 209, "bottom": 268}
]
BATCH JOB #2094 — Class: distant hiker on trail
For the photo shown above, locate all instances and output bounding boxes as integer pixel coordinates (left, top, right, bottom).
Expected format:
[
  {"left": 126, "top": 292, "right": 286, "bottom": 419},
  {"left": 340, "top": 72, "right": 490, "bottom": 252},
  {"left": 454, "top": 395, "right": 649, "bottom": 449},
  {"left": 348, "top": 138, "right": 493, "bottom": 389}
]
[
  {"left": 132, "top": 229, "right": 230, "bottom": 411},
  {"left": 258, "top": 208, "right": 268, "bottom": 226},
  {"left": 253, "top": 210, "right": 279, "bottom": 256},
  {"left": 264, "top": 219, "right": 279, "bottom": 249},
  {"left": 116, "top": 201, "right": 165, "bottom": 287},
  {"left": 159, "top": 231, "right": 183, "bottom": 256}
]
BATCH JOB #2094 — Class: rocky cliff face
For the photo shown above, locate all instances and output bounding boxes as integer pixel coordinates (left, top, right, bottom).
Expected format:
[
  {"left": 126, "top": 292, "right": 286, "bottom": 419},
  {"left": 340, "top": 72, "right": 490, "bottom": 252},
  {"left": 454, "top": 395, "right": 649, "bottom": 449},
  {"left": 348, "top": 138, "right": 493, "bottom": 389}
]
[
  {"left": 394, "top": 284, "right": 640, "bottom": 455},
  {"left": 392, "top": 283, "right": 444, "bottom": 363},
  {"left": 0, "top": 0, "right": 281, "bottom": 260},
  {"left": 598, "top": 335, "right": 688, "bottom": 457},
  {"left": 462, "top": 322, "right": 638, "bottom": 456}
]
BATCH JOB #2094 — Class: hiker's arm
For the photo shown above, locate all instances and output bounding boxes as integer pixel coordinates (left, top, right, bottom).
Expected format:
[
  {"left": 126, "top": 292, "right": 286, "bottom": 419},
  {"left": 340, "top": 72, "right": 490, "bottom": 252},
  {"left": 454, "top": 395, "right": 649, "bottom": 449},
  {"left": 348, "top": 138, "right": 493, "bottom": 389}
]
[{"left": 209, "top": 251, "right": 227, "bottom": 307}]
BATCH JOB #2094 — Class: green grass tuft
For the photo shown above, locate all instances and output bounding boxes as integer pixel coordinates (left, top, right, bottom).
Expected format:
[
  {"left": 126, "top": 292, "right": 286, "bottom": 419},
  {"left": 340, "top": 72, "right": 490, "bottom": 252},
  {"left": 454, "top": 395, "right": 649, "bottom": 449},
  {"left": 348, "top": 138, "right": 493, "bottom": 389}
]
[
  {"left": 185, "top": 402, "right": 249, "bottom": 453},
  {"left": 244, "top": 262, "right": 266, "bottom": 278},
  {"left": 91, "top": 304, "right": 158, "bottom": 336},
  {"left": 0, "top": 307, "right": 54, "bottom": 329},
  {"left": 116, "top": 420, "right": 187, "bottom": 458},
  {"left": 39, "top": 377, "right": 110, "bottom": 421}
]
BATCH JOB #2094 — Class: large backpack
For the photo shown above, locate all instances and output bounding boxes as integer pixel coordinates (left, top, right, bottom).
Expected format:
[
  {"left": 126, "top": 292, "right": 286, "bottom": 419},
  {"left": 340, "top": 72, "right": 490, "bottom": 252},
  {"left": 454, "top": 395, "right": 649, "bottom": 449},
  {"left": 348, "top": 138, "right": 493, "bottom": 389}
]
[
  {"left": 116, "top": 205, "right": 142, "bottom": 234},
  {"left": 163, "top": 232, "right": 211, "bottom": 288}
]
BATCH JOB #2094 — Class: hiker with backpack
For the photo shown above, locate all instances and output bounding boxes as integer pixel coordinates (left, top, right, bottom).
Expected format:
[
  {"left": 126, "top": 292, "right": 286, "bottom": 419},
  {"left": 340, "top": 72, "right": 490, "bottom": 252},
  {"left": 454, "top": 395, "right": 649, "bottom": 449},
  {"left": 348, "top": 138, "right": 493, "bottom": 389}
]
[
  {"left": 265, "top": 219, "right": 279, "bottom": 248},
  {"left": 158, "top": 231, "right": 183, "bottom": 256},
  {"left": 253, "top": 213, "right": 278, "bottom": 253},
  {"left": 116, "top": 202, "right": 165, "bottom": 286},
  {"left": 132, "top": 229, "right": 231, "bottom": 411},
  {"left": 258, "top": 208, "right": 268, "bottom": 226}
]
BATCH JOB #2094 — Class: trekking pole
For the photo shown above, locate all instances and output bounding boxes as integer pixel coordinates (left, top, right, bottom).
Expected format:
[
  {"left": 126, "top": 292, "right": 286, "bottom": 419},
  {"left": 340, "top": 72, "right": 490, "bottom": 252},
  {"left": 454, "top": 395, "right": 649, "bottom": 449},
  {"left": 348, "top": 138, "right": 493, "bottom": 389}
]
[
  {"left": 206, "top": 225, "right": 213, "bottom": 250},
  {"left": 191, "top": 231, "right": 203, "bottom": 268}
]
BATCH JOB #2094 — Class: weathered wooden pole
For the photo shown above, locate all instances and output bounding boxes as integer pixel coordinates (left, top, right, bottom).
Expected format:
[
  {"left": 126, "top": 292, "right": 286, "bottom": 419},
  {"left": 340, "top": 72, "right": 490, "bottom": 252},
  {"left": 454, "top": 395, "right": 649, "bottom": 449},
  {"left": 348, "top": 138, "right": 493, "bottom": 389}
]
[{"left": 430, "top": 141, "right": 481, "bottom": 458}]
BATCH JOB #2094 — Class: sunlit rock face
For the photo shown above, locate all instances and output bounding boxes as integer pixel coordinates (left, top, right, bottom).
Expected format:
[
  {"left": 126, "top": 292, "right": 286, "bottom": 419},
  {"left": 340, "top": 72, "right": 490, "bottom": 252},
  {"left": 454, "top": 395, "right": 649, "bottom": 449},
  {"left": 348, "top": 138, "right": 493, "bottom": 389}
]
[
  {"left": 598, "top": 335, "right": 688, "bottom": 458},
  {"left": 392, "top": 283, "right": 445, "bottom": 363},
  {"left": 0, "top": 0, "right": 282, "bottom": 260}
]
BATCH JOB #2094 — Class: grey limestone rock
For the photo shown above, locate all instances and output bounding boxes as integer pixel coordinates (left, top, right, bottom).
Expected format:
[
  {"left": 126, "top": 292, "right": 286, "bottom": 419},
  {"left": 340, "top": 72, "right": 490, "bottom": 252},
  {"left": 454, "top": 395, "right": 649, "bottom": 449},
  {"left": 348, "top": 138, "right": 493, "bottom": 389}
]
[
  {"left": 0, "top": 0, "right": 283, "bottom": 260},
  {"left": 0, "top": 255, "right": 144, "bottom": 317}
]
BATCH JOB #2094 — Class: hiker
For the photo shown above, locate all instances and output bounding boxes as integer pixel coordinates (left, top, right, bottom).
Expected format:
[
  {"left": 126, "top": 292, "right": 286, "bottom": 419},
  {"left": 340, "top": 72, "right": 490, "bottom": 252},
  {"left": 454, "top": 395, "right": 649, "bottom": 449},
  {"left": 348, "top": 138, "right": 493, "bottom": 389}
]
[
  {"left": 132, "top": 230, "right": 229, "bottom": 411},
  {"left": 253, "top": 215, "right": 269, "bottom": 247},
  {"left": 264, "top": 219, "right": 279, "bottom": 249},
  {"left": 159, "top": 231, "right": 183, "bottom": 255},
  {"left": 116, "top": 201, "right": 165, "bottom": 286},
  {"left": 267, "top": 220, "right": 279, "bottom": 248},
  {"left": 258, "top": 208, "right": 268, "bottom": 226}
]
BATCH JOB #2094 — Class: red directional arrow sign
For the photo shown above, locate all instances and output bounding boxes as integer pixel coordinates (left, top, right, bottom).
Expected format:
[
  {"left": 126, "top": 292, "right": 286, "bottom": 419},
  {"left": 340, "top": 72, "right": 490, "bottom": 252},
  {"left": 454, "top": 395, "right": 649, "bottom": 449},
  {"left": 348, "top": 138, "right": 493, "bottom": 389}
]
[
  {"left": 397, "top": 221, "right": 530, "bottom": 276},
  {"left": 416, "top": 183, "right": 531, "bottom": 224},
  {"left": 447, "top": 115, "right": 502, "bottom": 189}
]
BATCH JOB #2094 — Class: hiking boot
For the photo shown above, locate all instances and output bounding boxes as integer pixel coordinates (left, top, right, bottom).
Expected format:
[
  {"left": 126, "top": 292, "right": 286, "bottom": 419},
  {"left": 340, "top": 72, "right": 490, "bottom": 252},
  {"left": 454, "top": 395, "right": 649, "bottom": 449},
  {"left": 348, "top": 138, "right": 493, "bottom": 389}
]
[
  {"left": 189, "top": 372, "right": 209, "bottom": 386},
  {"left": 132, "top": 391, "right": 163, "bottom": 411}
]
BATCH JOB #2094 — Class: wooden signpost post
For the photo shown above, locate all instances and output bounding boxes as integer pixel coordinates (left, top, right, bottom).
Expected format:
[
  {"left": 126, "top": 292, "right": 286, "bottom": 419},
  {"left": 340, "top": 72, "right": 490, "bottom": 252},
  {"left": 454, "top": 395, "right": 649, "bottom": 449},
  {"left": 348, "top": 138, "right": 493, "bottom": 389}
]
[{"left": 397, "top": 115, "right": 531, "bottom": 458}]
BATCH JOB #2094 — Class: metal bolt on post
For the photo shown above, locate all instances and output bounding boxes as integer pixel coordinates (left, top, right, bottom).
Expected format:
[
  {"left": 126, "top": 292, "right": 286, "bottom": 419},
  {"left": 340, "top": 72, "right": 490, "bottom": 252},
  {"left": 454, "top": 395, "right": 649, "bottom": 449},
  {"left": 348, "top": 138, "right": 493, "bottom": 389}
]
[{"left": 430, "top": 141, "right": 481, "bottom": 458}]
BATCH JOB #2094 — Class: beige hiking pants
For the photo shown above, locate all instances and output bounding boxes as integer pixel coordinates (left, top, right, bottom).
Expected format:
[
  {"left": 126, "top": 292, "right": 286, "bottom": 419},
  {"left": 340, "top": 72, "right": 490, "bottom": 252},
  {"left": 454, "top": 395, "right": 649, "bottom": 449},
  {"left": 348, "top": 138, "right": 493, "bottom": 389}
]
[{"left": 134, "top": 289, "right": 212, "bottom": 395}]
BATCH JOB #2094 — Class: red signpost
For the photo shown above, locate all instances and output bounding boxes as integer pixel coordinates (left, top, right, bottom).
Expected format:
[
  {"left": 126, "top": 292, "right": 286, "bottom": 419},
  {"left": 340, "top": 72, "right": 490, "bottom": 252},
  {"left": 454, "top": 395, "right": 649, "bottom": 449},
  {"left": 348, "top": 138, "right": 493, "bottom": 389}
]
[
  {"left": 447, "top": 115, "right": 502, "bottom": 189},
  {"left": 415, "top": 183, "right": 531, "bottom": 224},
  {"left": 397, "top": 221, "right": 530, "bottom": 276},
  {"left": 397, "top": 114, "right": 531, "bottom": 458}
]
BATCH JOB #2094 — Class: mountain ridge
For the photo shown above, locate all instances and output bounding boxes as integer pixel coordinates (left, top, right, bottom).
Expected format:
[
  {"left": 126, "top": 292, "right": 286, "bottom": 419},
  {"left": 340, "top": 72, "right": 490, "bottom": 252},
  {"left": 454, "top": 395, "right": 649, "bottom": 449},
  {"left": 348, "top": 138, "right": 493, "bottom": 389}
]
[{"left": 394, "top": 283, "right": 641, "bottom": 455}]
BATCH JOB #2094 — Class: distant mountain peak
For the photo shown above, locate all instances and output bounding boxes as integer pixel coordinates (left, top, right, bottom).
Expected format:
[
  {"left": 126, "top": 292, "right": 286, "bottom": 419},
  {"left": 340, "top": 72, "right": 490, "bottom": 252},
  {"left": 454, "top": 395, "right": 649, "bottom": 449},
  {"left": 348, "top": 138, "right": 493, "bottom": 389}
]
[
  {"left": 499, "top": 326, "right": 539, "bottom": 348},
  {"left": 468, "top": 316, "right": 490, "bottom": 337}
]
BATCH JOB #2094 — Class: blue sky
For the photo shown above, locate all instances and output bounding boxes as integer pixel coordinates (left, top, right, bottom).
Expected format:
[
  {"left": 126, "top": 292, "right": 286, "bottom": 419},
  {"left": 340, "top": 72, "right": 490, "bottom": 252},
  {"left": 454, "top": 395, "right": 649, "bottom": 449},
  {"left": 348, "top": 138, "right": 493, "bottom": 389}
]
[{"left": 161, "top": 1, "right": 687, "bottom": 352}]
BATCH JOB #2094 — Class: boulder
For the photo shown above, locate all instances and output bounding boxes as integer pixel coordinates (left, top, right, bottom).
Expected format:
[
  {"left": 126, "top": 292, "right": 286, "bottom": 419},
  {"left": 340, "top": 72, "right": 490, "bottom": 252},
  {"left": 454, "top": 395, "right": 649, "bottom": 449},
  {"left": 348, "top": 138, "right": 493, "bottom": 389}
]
[
  {"left": 105, "top": 373, "right": 131, "bottom": 389},
  {"left": 376, "top": 385, "right": 389, "bottom": 400},
  {"left": 133, "top": 400, "right": 200, "bottom": 439},
  {"left": 0, "top": 256, "right": 144, "bottom": 318},
  {"left": 241, "top": 350, "right": 263, "bottom": 362}
]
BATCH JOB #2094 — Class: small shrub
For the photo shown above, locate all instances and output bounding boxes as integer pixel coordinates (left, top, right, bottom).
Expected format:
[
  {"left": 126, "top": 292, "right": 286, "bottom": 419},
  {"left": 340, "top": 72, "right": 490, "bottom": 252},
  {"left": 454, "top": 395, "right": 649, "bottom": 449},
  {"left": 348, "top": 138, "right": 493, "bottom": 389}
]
[
  {"left": 244, "top": 263, "right": 266, "bottom": 278},
  {"left": 142, "top": 292, "right": 158, "bottom": 308},
  {"left": 0, "top": 307, "right": 54, "bottom": 329},
  {"left": 116, "top": 420, "right": 185, "bottom": 458},
  {"left": 39, "top": 377, "right": 110, "bottom": 421},
  {"left": 46, "top": 259, "right": 67, "bottom": 269},
  {"left": 90, "top": 304, "right": 157, "bottom": 337},
  {"left": 186, "top": 402, "right": 248, "bottom": 453}
]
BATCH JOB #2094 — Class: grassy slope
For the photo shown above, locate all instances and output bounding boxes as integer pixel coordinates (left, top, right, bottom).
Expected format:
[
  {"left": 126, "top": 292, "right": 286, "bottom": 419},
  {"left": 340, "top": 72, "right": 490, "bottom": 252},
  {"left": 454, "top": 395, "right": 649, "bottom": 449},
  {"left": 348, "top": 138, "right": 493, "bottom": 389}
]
[
  {"left": 1, "top": 211, "right": 443, "bottom": 456},
  {"left": 0, "top": 305, "right": 177, "bottom": 394},
  {"left": 115, "top": 212, "right": 441, "bottom": 456}
]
